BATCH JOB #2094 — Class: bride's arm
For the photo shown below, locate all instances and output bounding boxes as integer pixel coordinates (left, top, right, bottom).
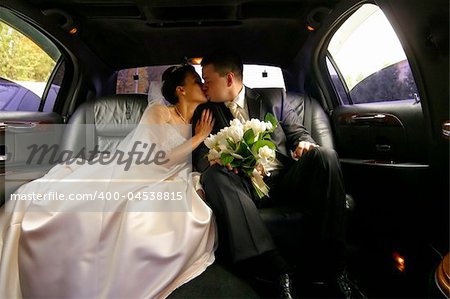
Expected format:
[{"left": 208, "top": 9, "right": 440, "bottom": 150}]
[{"left": 164, "top": 109, "right": 214, "bottom": 168}]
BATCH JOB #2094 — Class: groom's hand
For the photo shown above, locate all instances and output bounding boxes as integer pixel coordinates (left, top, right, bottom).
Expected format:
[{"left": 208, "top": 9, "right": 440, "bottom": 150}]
[
  {"left": 293, "top": 141, "right": 319, "bottom": 159},
  {"left": 208, "top": 160, "right": 239, "bottom": 174},
  {"left": 225, "top": 163, "right": 239, "bottom": 174}
]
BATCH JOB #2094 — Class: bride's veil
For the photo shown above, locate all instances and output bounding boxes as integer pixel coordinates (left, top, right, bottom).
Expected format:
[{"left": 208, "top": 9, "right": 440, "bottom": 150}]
[
  {"left": 115, "top": 81, "right": 167, "bottom": 153},
  {"left": 113, "top": 77, "right": 188, "bottom": 174},
  {"left": 111, "top": 91, "right": 188, "bottom": 191}
]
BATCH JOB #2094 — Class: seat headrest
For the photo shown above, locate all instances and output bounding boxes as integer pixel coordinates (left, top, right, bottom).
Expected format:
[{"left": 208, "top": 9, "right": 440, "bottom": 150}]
[
  {"left": 60, "top": 94, "right": 149, "bottom": 160},
  {"left": 93, "top": 94, "right": 148, "bottom": 136},
  {"left": 69, "top": 93, "right": 148, "bottom": 124},
  {"left": 94, "top": 94, "right": 148, "bottom": 125}
]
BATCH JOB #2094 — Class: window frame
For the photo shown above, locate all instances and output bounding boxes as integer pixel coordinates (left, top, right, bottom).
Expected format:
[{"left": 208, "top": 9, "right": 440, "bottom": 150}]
[
  {"left": 40, "top": 57, "right": 66, "bottom": 112},
  {"left": 315, "top": 2, "right": 422, "bottom": 109},
  {"left": 326, "top": 53, "right": 352, "bottom": 105}
]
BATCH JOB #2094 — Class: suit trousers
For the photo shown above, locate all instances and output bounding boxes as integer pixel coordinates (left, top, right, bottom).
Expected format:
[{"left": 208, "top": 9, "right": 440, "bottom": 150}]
[{"left": 200, "top": 147, "right": 347, "bottom": 271}]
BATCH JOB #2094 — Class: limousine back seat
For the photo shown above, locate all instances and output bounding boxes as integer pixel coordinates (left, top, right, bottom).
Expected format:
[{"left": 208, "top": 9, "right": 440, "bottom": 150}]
[{"left": 60, "top": 89, "right": 348, "bottom": 267}]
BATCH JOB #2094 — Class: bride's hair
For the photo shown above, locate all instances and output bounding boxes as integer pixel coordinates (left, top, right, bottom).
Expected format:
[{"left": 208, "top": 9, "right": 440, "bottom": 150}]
[{"left": 161, "top": 65, "right": 196, "bottom": 104}]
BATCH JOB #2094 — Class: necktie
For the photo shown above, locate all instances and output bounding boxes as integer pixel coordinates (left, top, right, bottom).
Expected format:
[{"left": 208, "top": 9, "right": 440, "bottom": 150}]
[{"left": 226, "top": 101, "right": 246, "bottom": 123}]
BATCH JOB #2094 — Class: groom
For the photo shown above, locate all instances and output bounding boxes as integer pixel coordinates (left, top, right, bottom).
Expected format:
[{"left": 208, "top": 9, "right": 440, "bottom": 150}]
[{"left": 192, "top": 49, "right": 363, "bottom": 299}]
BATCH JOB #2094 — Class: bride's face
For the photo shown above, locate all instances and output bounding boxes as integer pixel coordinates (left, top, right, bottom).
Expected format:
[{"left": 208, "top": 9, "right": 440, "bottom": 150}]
[{"left": 182, "top": 72, "right": 207, "bottom": 103}]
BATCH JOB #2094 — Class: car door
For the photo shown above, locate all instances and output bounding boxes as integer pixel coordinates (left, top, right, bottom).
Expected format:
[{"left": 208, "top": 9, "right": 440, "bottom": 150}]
[
  {"left": 310, "top": 1, "right": 448, "bottom": 297},
  {"left": 0, "top": 7, "right": 67, "bottom": 205}
]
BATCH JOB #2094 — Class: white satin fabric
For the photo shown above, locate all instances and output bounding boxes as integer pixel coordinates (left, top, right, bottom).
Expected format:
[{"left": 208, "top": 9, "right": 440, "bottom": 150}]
[{"left": 0, "top": 107, "right": 216, "bottom": 299}]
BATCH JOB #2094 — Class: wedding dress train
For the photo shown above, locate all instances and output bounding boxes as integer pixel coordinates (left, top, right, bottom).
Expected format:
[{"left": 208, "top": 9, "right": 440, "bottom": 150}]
[{"left": 0, "top": 106, "right": 216, "bottom": 299}]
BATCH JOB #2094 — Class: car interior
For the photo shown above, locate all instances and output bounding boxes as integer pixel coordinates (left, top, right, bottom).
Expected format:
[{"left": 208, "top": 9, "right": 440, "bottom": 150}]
[{"left": 0, "top": 0, "right": 448, "bottom": 298}]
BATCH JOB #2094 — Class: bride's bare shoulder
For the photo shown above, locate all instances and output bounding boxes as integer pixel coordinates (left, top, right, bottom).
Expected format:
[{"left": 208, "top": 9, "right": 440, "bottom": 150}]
[{"left": 143, "top": 104, "right": 171, "bottom": 124}]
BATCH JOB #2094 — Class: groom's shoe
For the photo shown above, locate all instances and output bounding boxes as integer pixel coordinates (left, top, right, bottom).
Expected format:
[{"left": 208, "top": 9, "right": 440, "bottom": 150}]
[
  {"left": 333, "top": 269, "right": 367, "bottom": 299},
  {"left": 279, "top": 273, "right": 295, "bottom": 299}
]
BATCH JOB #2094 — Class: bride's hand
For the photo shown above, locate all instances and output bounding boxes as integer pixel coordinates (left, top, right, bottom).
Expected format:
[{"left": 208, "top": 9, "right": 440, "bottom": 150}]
[{"left": 195, "top": 109, "right": 215, "bottom": 140}]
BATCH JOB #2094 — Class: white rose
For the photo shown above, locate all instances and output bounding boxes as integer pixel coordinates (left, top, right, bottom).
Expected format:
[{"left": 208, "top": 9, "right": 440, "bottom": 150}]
[
  {"left": 227, "top": 125, "right": 244, "bottom": 143},
  {"left": 243, "top": 119, "right": 264, "bottom": 135},
  {"left": 257, "top": 145, "right": 276, "bottom": 162},
  {"left": 256, "top": 145, "right": 277, "bottom": 176},
  {"left": 215, "top": 130, "right": 228, "bottom": 147},
  {"left": 204, "top": 134, "right": 217, "bottom": 149},
  {"left": 229, "top": 119, "right": 242, "bottom": 127}
]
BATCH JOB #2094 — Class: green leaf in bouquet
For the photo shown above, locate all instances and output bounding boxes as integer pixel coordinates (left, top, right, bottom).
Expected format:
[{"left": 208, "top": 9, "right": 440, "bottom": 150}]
[
  {"left": 261, "top": 132, "right": 272, "bottom": 140},
  {"left": 235, "top": 141, "right": 246, "bottom": 153},
  {"left": 243, "top": 128, "right": 256, "bottom": 145},
  {"left": 220, "top": 153, "right": 234, "bottom": 165},
  {"left": 242, "top": 155, "right": 256, "bottom": 167},
  {"left": 241, "top": 166, "right": 254, "bottom": 176},
  {"left": 230, "top": 160, "right": 241, "bottom": 168},
  {"left": 236, "top": 141, "right": 252, "bottom": 157},
  {"left": 226, "top": 138, "right": 237, "bottom": 150},
  {"left": 264, "top": 112, "right": 278, "bottom": 130}
]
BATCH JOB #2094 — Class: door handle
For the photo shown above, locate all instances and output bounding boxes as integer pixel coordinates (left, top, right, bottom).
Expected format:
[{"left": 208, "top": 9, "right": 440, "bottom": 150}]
[
  {"left": 339, "top": 113, "right": 403, "bottom": 127},
  {"left": 443, "top": 120, "right": 450, "bottom": 140},
  {"left": 0, "top": 122, "right": 37, "bottom": 133},
  {"left": 351, "top": 114, "right": 386, "bottom": 121}
]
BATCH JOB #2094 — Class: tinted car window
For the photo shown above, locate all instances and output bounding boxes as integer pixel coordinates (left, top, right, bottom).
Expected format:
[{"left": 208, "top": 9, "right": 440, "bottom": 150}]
[
  {"left": 0, "top": 9, "right": 62, "bottom": 112},
  {"left": 326, "top": 4, "right": 420, "bottom": 105},
  {"left": 0, "top": 77, "right": 40, "bottom": 111},
  {"left": 350, "top": 60, "right": 419, "bottom": 103}
]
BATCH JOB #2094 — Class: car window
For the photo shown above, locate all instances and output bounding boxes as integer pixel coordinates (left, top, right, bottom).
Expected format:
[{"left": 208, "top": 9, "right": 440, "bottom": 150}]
[
  {"left": 0, "top": 8, "right": 62, "bottom": 112},
  {"left": 116, "top": 64, "right": 286, "bottom": 102},
  {"left": 326, "top": 3, "right": 419, "bottom": 105},
  {"left": 196, "top": 64, "right": 286, "bottom": 89}
]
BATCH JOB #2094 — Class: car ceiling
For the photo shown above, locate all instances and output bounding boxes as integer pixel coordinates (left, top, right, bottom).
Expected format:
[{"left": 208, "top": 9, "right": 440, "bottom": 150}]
[{"left": 4, "top": 0, "right": 340, "bottom": 70}]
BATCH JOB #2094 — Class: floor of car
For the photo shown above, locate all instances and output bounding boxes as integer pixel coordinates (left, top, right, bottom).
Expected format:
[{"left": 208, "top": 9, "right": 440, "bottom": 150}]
[
  {"left": 168, "top": 261, "right": 365, "bottom": 298},
  {"left": 167, "top": 241, "right": 437, "bottom": 298},
  {"left": 168, "top": 263, "right": 260, "bottom": 298}
]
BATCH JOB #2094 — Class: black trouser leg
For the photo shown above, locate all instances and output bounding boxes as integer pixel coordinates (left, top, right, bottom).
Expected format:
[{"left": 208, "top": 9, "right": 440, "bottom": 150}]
[
  {"left": 273, "top": 147, "right": 347, "bottom": 274},
  {"left": 200, "top": 165, "right": 276, "bottom": 264}
]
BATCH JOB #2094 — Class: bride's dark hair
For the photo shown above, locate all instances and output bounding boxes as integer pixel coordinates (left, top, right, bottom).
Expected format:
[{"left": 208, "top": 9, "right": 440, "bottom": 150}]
[{"left": 161, "top": 65, "right": 197, "bottom": 104}]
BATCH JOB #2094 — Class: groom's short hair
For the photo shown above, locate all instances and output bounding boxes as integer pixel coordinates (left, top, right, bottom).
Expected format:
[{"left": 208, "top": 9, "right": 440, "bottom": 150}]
[{"left": 201, "top": 49, "right": 243, "bottom": 81}]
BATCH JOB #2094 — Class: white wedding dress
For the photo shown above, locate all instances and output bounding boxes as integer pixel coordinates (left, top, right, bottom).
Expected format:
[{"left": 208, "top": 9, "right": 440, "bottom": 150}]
[{"left": 0, "top": 104, "right": 216, "bottom": 299}]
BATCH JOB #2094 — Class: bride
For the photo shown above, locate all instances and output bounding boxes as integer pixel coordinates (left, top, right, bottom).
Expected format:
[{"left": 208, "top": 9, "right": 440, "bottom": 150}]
[{"left": 0, "top": 65, "right": 216, "bottom": 298}]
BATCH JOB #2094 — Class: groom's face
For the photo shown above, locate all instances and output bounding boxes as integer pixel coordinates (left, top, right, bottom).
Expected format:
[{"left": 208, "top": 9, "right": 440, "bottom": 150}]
[{"left": 202, "top": 64, "right": 230, "bottom": 103}]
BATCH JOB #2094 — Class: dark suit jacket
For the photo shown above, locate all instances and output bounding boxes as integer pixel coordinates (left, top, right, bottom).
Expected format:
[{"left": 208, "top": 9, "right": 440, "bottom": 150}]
[{"left": 192, "top": 86, "right": 315, "bottom": 172}]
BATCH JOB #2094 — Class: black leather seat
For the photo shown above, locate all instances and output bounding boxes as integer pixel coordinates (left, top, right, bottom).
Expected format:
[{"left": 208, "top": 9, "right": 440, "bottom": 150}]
[
  {"left": 287, "top": 92, "right": 335, "bottom": 149},
  {"left": 58, "top": 94, "right": 148, "bottom": 160}
]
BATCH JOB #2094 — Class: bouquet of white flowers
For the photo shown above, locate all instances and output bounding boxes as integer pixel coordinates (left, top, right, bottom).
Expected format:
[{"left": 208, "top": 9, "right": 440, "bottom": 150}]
[{"left": 204, "top": 113, "right": 279, "bottom": 199}]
